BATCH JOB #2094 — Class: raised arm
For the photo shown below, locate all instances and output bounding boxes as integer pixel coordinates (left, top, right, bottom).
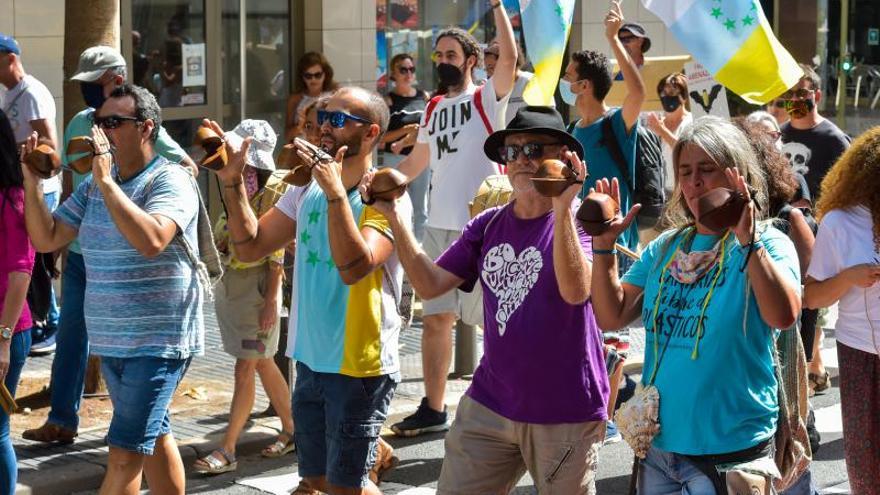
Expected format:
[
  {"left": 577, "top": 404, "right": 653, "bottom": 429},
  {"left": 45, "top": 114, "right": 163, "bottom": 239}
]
[
  {"left": 360, "top": 173, "right": 464, "bottom": 299},
  {"left": 552, "top": 151, "right": 592, "bottom": 304},
  {"left": 489, "top": 0, "right": 517, "bottom": 100},
  {"left": 589, "top": 178, "right": 645, "bottom": 329},
  {"left": 205, "top": 119, "right": 298, "bottom": 263},
  {"left": 606, "top": 1, "right": 645, "bottom": 132},
  {"left": 21, "top": 134, "right": 77, "bottom": 252}
]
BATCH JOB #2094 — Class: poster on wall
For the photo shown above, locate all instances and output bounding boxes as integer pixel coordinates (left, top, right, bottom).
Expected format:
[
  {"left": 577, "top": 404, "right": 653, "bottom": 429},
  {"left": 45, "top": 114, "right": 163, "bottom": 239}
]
[
  {"left": 377, "top": 31, "right": 388, "bottom": 91},
  {"left": 684, "top": 61, "right": 730, "bottom": 119},
  {"left": 181, "top": 43, "right": 206, "bottom": 87},
  {"left": 389, "top": 0, "right": 418, "bottom": 29}
]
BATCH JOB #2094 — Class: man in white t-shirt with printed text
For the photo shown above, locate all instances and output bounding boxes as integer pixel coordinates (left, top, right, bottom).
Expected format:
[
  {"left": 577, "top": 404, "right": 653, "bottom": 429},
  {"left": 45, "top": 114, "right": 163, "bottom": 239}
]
[{"left": 393, "top": 0, "right": 517, "bottom": 437}]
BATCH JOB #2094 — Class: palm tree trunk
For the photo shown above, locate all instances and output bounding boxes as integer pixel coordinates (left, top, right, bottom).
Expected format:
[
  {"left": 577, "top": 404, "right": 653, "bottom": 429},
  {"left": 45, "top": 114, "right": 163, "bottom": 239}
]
[{"left": 64, "top": 0, "right": 119, "bottom": 394}]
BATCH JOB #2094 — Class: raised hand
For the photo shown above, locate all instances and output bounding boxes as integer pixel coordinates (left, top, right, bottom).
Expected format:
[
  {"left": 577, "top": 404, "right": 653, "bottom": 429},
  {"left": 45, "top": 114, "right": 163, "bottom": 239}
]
[
  {"left": 593, "top": 177, "right": 641, "bottom": 247},
  {"left": 294, "top": 138, "right": 347, "bottom": 201},
  {"left": 554, "top": 148, "right": 587, "bottom": 211},
  {"left": 605, "top": 0, "right": 624, "bottom": 40},
  {"left": 725, "top": 167, "right": 755, "bottom": 246},
  {"left": 90, "top": 126, "right": 114, "bottom": 185},
  {"left": 202, "top": 118, "right": 251, "bottom": 186}
]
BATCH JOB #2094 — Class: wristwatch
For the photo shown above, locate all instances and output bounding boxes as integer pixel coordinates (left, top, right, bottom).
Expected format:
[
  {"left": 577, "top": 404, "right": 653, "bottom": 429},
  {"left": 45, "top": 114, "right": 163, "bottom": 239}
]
[{"left": 0, "top": 326, "right": 12, "bottom": 341}]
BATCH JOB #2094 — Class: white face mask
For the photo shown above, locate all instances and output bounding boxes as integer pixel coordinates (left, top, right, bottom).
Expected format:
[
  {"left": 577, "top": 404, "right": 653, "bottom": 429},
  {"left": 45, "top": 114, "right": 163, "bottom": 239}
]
[{"left": 559, "top": 79, "right": 578, "bottom": 105}]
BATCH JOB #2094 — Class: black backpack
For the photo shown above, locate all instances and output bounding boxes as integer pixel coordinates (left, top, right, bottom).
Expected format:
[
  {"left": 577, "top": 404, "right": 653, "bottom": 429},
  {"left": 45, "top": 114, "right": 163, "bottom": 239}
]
[{"left": 599, "top": 116, "right": 666, "bottom": 224}]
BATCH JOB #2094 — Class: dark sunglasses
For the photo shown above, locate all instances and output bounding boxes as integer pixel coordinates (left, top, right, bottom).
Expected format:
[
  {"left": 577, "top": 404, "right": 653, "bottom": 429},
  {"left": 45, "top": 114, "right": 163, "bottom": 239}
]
[
  {"left": 397, "top": 66, "right": 416, "bottom": 74},
  {"left": 94, "top": 115, "right": 141, "bottom": 129},
  {"left": 772, "top": 100, "right": 786, "bottom": 108},
  {"left": 618, "top": 35, "right": 638, "bottom": 44},
  {"left": 317, "top": 110, "right": 373, "bottom": 128},
  {"left": 780, "top": 88, "right": 815, "bottom": 100},
  {"left": 303, "top": 71, "right": 324, "bottom": 80},
  {"left": 498, "top": 142, "right": 561, "bottom": 163}
]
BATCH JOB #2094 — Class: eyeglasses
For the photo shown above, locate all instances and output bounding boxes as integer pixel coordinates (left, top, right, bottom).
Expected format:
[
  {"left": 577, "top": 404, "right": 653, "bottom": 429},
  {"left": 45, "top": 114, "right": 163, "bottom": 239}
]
[
  {"left": 317, "top": 110, "right": 373, "bottom": 128},
  {"left": 618, "top": 35, "right": 639, "bottom": 44},
  {"left": 780, "top": 88, "right": 815, "bottom": 100},
  {"left": 498, "top": 142, "right": 561, "bottom": 162},
  {"left": 397, "top": 66, "right": 416, "bottom": 74},
  {"left": 94, "top": 115, "right": 141, "bottom": 129},
  {"left": 772, "top": 100, "right": 786, "bottom": 108},
  {"left": 303, "top": 71, "right": 324, "bottom": 80}
]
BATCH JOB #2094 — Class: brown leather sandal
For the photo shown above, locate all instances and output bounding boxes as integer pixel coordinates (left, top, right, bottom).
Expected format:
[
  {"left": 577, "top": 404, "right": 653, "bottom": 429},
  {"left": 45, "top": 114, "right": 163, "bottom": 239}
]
[
  {"left": 22, "top": 423, "right": 77, "bottom": 445},
  {"left": 369, "top": 438, "right": 399, "bottom": 485}
]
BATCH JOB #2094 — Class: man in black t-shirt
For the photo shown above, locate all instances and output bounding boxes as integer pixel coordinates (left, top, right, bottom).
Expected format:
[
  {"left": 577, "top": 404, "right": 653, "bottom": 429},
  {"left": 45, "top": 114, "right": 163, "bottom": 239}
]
[{"left": 780, "top": 64, "right": 851, "bottom": 199}]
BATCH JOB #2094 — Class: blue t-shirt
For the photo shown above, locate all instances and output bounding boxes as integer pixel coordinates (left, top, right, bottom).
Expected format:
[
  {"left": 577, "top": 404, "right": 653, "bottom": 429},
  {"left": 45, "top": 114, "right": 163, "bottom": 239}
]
[
  {"left": 62, "top": 108, "right": 189, "bottom": 254},
  {"left": 55, "top": 156, "right": 204, "bottom": 359},
  {"left": 571, "top": 108, "right": 639, "bottom": 250},
  {"left": 622, "top": 226, "right": 800, "bottom": 455}
]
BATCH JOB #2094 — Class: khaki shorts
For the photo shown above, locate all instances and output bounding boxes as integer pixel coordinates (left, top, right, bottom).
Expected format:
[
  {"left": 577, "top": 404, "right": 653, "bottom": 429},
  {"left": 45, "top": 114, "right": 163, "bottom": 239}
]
[
  {"left": 438, "top": 395, "right": 604, "bottom": 495},
  {"left": 215, "top": 265, "right": 281, "bottom": 359},
  {"left": 422, "top": 226, "right": 463, "bottom": 316}
]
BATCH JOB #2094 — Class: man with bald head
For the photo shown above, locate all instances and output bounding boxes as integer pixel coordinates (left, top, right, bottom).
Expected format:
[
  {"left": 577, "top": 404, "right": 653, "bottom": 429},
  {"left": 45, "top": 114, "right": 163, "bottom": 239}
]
[{"left": 213, "top": 86, "right": 411, "bottom": 494}]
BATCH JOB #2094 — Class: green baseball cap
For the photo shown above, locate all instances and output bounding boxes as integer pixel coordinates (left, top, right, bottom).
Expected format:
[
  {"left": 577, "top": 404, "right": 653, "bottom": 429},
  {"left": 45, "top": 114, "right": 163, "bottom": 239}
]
[{"left": 71, "top": 46, "right": 126, "bottom": 82}]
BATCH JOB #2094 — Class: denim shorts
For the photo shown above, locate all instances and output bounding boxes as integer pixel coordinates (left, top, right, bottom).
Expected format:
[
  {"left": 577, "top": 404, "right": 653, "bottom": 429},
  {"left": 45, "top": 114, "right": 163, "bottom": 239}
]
[
  {"left": 102, "top": 356, "right": 191, "bottom": 455},
  {"left": 292, "top": 362, "right": 399, "bottom": 488}
]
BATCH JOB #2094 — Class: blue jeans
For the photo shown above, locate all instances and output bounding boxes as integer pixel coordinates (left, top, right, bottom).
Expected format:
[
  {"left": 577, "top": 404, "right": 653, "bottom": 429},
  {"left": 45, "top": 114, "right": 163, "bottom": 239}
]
[
  {"left": 1, "top": 331, "right": 32, "bottom": 492},
  {"left": 47, "top": 252, "right": 88, "bottom": 430},
  {"left": 41, "top": 191, "right": 59, "bottom": 332},
  {"left": 101, "top": 356, "right": 191, "bottom": 455},
  {"left": 638, "top": 446, "right": 717, "bottom": 495},
  {"left": 293, "top": 362, "right": 399, "bottom": 488},
  {"left": 381, "top": 152, "right": 430, "bottom": 242}
]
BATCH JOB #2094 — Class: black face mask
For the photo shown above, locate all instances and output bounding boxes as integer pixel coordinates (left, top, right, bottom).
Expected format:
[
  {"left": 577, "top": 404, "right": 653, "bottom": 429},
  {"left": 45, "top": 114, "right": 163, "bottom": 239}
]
[
  {"left": 660, "top": 95, "right": 682, "bottom": 113},
  {"left": 81, "top": 82, "right": 106, "bottom": 109},
  {"left": 436, "top": 63, "right": 465, "bottom": 88}
]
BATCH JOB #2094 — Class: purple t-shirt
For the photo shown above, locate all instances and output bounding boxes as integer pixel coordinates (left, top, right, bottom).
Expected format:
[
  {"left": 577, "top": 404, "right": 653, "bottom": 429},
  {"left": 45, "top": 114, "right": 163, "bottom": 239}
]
[{"left": 437, "top": 204, "right": 609, "bottom": 424}]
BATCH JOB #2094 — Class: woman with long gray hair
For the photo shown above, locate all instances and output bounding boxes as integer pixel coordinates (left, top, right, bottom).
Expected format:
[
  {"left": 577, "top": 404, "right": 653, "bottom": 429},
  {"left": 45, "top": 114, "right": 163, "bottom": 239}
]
[{"left": 589, "top": 116, "right": 802, "bottom": 493}]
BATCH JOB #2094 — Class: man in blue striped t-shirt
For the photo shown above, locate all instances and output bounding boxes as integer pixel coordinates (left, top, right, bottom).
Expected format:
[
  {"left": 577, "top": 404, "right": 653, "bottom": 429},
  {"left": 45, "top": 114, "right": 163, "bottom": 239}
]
[{"left": 22, "top": 84, "right": 202, "bottom": 494}]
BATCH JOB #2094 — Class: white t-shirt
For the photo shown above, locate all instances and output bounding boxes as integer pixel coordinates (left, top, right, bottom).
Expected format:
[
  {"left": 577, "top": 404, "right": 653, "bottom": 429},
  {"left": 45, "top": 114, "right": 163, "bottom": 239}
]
[
  {"left": 417, "top": 81, "right": 509, "bottom": 231},
  {"left": 807, "top": 206, "right": 880, "bottom": 355},
  {"left": 1, "top": 75, "right": 59, "bottom": 194}
]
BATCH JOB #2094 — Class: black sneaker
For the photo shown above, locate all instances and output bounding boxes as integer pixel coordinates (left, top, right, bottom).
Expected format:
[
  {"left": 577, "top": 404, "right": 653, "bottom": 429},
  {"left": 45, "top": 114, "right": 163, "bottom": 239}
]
[
  {"left": 806, "top": 409, "right": 821, "bottom": 454},
  {"left": 390, "top": 397, "right": 449, "bottom": 437}
]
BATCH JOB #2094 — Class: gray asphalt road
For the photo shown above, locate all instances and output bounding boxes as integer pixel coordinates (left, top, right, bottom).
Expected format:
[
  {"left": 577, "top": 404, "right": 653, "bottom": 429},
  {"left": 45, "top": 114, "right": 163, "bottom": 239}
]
[{"left": 76, "top": 334, "right": 850, "bottom": 494}]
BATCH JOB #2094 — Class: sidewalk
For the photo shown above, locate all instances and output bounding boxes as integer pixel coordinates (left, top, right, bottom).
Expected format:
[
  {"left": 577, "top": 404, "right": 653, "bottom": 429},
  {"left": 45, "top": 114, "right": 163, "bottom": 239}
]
[{"left": 12, "top": 304, "right": 475, "bottom": 495}]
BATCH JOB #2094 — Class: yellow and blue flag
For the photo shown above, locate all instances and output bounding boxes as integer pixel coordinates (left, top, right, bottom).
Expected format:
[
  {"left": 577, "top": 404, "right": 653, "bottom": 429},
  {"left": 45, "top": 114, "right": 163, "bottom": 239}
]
[
  {"left": 520, "top": 0, "right": 577, "bottom": 106},
  {"left": 642, "top": 0, "right": 801, "bottom": 103}
]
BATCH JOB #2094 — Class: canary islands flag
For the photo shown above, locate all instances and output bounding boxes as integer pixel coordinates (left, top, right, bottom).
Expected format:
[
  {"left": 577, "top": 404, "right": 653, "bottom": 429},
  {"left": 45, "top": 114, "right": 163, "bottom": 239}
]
[
  {"left": 641, "top": 0, "right": 801, "bottom": 104},
  {"left": 520, "top": 0, "right": 576, "bottom": 106}
]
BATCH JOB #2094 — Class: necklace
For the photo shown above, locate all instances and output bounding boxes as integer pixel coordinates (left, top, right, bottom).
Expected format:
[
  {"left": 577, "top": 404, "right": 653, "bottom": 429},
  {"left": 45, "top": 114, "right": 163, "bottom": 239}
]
[{"left": 648, "top": 229, "right": 731, "bottom": 375}]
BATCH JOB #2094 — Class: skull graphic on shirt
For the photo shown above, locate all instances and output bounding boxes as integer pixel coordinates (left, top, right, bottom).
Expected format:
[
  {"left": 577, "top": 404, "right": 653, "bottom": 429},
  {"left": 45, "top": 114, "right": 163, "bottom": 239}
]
[{"left": 782, "top": 142, "right": 812, "bottom": 177}]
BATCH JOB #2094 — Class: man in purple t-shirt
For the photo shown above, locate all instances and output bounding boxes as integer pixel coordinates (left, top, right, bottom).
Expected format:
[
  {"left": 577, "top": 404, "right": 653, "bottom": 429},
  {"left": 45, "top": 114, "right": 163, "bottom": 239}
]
[{"left": 363, "top": 106, "right": 609, "bottom": 494}]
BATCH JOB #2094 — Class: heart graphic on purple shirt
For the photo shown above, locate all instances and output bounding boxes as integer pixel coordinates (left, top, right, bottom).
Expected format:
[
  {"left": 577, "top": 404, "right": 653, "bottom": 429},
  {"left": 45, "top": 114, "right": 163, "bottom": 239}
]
[{"left": 481, "top": 243, "right": 543, "bottom": 336}]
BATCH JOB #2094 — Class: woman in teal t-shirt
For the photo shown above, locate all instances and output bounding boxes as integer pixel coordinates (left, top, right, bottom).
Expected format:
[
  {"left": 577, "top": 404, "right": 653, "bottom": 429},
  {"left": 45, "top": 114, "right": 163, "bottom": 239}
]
[{"left": 590, "top": 116, "right": 802, "bottom": 493}]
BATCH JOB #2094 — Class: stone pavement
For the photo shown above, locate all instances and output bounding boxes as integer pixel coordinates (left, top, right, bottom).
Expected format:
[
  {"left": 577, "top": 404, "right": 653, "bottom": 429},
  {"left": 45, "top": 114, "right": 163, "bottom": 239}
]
[{"left": 13, "top": 304, "right": 476, "bottom": 495}]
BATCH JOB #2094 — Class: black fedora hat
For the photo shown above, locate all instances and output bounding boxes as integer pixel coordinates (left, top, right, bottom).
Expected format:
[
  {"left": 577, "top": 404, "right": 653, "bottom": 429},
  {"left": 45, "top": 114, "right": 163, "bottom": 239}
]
[{"left": 484, "top": 106, "right": 584, "bottom": 164}]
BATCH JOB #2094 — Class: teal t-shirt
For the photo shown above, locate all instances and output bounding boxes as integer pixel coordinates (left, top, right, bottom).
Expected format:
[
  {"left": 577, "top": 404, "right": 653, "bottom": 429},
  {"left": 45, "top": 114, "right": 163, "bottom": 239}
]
[
  {"left": 571, "top": 108, "right": 639, "bottom": 250},
  {"left": 621, "top": 226, "right": 800, "bottom": 455},
  {"left": 62, "top": 108, "right": 189, "bottom": 253}
]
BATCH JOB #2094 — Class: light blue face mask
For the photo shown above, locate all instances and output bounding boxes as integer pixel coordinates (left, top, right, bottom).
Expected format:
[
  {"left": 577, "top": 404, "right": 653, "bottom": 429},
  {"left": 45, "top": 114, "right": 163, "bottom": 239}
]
[{"left": 559, "top": 79, "right": 578, "bottom": 105}]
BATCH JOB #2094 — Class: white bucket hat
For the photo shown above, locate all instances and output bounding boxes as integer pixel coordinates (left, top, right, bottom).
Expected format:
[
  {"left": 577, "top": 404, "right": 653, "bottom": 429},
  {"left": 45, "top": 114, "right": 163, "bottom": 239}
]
[{"left": 223, "top": 119, "right": 277, "bottom": 171}]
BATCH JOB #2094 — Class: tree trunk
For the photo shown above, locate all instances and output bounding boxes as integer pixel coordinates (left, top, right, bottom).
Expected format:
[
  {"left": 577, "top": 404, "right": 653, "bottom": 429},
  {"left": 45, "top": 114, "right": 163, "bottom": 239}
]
[
  {"left": 65, "top": 0, "right": 119, "bottom": 394},
  {"left": 63, "top": 0, "right": 120, "bottom": 123}
]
